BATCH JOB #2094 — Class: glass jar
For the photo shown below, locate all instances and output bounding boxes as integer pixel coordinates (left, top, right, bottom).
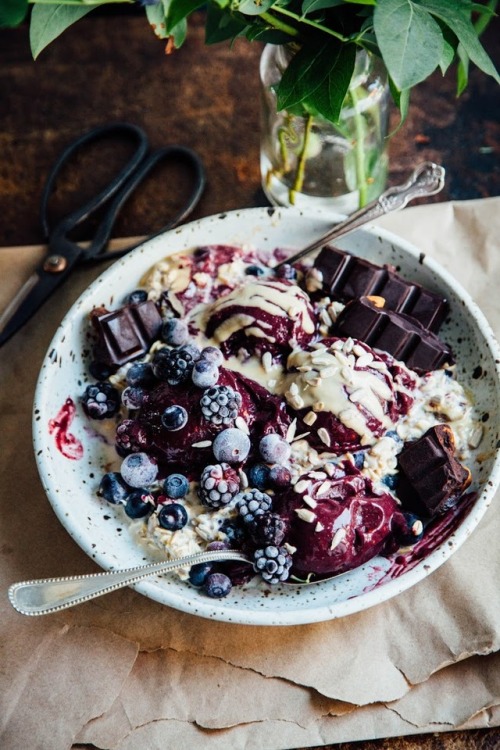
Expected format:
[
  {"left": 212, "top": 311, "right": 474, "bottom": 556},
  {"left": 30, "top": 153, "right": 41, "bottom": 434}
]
[{"left": 260, "top": 44, "right": 391, "bottom": 212}]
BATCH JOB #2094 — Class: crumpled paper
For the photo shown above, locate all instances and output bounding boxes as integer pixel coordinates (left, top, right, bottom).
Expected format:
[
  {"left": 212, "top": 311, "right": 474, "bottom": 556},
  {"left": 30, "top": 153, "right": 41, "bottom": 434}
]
[{"left": 0, "top": 199, "right": 499, "bottom": 750}]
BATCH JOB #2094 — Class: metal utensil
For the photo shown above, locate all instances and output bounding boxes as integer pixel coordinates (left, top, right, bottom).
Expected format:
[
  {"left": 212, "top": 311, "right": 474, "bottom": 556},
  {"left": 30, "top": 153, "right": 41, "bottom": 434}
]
[
  {"left": 273, "top": 161, "right": 445, "bottom": 270},
  {"left": 8, "top": 550, "right": 251, "bottom": 616}
]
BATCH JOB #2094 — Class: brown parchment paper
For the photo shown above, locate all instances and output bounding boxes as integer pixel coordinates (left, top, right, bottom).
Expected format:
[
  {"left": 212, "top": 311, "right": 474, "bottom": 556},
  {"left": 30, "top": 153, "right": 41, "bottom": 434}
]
[{"left": 0, "top": 198, "right": 499, "bottom": 750}]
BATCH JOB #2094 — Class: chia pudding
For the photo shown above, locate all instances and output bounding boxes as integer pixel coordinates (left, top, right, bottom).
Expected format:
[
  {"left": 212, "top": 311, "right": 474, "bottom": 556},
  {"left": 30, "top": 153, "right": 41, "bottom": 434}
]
[{"left": 81, "top": 243, "right": 480, "bottom": 597}]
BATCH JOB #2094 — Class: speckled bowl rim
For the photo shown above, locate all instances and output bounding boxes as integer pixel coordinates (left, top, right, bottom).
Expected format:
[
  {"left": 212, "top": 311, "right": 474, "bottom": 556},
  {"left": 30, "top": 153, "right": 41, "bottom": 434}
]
[{"left": 33, "top": 206, "right": 500, "bottom": 626}]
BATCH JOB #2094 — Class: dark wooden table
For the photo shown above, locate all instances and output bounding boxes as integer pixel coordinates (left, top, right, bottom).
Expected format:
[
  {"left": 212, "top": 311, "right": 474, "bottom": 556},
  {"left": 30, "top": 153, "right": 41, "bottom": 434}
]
[{"left": 1, "top": 10, "right": 499, "bottom": 750}]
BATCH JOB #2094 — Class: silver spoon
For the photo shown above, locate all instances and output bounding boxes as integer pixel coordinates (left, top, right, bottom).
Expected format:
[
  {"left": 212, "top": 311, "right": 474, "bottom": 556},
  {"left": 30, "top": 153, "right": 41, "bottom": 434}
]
[
  {"left": 8, "top": 549, "right": 251, "bottom": 616},
  {"left": 273, "top": 161, "right": 445, "bottom": 269}
]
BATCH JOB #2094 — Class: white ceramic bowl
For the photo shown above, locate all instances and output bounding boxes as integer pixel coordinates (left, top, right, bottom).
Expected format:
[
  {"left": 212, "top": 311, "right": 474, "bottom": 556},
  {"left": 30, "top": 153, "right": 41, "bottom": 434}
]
[{"left": 33, "top": 207, "right": 500, "bottom": 625}]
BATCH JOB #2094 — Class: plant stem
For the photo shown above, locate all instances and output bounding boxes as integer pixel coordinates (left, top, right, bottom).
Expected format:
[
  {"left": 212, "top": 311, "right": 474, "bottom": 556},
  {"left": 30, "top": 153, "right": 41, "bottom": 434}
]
[
  {"left": 348, "top": 83, "right": 368, "bottom": 208},
  {"left": 270, "top": 5, "right": 350, "bottom": 42},
  {"left": 289, "top": 113, "right": 313, "bottom": 205},
  {"left": 260, "top": 11, "right": 300, "bottom": 38}
]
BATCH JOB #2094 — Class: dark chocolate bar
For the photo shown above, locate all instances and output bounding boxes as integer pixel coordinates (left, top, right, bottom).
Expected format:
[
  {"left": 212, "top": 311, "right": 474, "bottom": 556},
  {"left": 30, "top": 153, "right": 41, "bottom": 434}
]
[
  {"left": 314, "top": 246, "right": 448, "bottom": 333},
  {"left": 92, "top": 300, "right": 162, "bottom": 366},
  {"left": 332, "top": 296, "right": 454, "bottom": 373},
  {"left": 397, "top": 424, "right": 471, "bottom": 517}
]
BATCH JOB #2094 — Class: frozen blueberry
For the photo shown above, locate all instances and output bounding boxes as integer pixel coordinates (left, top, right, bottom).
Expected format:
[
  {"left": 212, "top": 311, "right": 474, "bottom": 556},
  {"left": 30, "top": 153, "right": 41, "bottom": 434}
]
[
  {"left": 352, "top": 451, "right": 365, "bottom": 469},
  {"left": 189, "top": 562, "right": 213, "bottom": 587},
  {"left": 163, "top": 473, "right": 189, "bottom": 499},
  {"left": 212, "top": 428, "right": 251, "bottom": 464},
  {"left": 207, "top": 541, "right": 230, "bottom": 551},
  {"left": 98, "top": 472, "right": 131, "bottom": 505},
  {"left": 192, "top": 359, "right": 219, "bottom": 388},
  {"left": 126, "top": 362, "right": 155, "bottom": 388},
  {"left": 259, "top": 434, "right": 291, "bottom": 464},
  {"left": 269, "top": 464, "right": 292, "bottom": 487},
  {"left": 382, "top": 473, "right": 399, "bottom": 490},
  {"left": 247, "top": 463, "right": 271, "bottom": 490},
  {"left": 89, "top": 361, "right": 115, "bottom": 381},
  {"left": 120, "top": 452, "right": 158, "bottom": 488},
  {"left": 200, "top": 346, "right": 224, "bottom": 366},
  {"left": 121, "top": 386, "right": 146, "bottom": 410},
  {"left": 203, "top": 572, "right": 232, "bottom": 598},
  {"left": 161, "top": 405, "right": 188, "bottom": 431},
  {"left": 157, "top": 502, "right": 188, "bottom": 531},
  {"left": 161, "top": 318, "right": 190, "bottom": 346},
  {"left": 385, "top": 430, "right": 403, "bottom": 446},
  {"left": 127, "top": 289, "right": 148, "bottom": 305},
  {"left": 124, "top": 490, "right": 155, "bottom": 519},
  {"left": 245, "top": 265, "right": 265, "bottom": 276},
  {"left": 220, "top": 519, "right": 247, "bottom": 548}
]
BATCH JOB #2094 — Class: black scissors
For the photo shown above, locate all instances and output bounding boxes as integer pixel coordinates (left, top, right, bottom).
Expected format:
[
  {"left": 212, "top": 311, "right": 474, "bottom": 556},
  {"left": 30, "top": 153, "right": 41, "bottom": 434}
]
[{"left": 0, "top": 122, "right": 206, "bottom": 347}]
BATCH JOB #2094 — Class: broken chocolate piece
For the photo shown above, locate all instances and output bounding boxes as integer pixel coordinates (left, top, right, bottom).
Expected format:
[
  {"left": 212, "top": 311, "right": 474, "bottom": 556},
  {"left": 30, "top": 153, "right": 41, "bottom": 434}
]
[
  {"left": 92, "top": 300, "right": 162, "bottom": 366},
  {"left": 314, "top": 246, "right": 448, "bottom": 332},
  {"left": 397, "top": 425, "right": 472, "bottom": 517},
  {"left": 332, "top": 296, "right": 454, "bottom": 373}
]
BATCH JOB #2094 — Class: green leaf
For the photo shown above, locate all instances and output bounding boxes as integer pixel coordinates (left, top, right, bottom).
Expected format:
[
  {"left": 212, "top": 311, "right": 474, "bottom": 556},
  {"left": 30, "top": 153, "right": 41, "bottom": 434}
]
[
  {"left": 301, "top": 0, "right": 345, "bottom": 13},
  {"left": 373, "top": 0, "right": 444, "bottom": 89},
  {"left": 238, "top": 0, "right": 274, "bottom": 15},
  {"left": 0, "top": 0, "right": 28, "bottom": 28},
  {"left": 166, "top": 0, "right": 205, "bottom": 32},
  {"left": 30, "top": 4, "right": 96, "bottom": 59},
  {"left": 388, "top": 77, "right": 410, "bottom": 132},
  {"left": 456, "top": 42, "right": 470, "bottom": 95},
  {"left": 436, "top": 19, "right": 457, "bottom": 73},
  {"left": 276, "top": 39, "right": 356, "bottom": 123},
  {"left": 146, "top": 3, "right": 168, "bottom": 38},
  {"left": 205, "top": 3, "right": 248, "bottom": 43},
  {"left": 417, "top": 0, "right": 500, "bottom": 83}
]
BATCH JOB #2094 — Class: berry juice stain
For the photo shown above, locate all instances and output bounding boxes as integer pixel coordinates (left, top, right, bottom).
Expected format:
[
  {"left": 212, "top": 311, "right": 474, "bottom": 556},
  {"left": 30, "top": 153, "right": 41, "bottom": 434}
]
[{"left": 48, "top": 398, "right": 84, "bottom": 460}]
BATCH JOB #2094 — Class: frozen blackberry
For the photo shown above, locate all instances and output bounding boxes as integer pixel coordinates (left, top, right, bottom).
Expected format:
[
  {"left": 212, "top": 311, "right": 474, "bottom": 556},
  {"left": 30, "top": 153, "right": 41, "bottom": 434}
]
[
  {"left": 236, "top": 489, "right": 272, "bottom": 525},
  {"left": 253, "top": 545, "right": 293, "bottom": 584},
  {"left": 199, "top": 463, "right": 241, "bottom": 508},
  {"left": 115, "top": 419, "right": 150, "bottom": 455},
  {"left": 151, "top": 345, "right": 199, "bottom": 385},
  {"left": 81, "top": 382, "right": 120, "bottom": 420},
  {"left": 249, "top": 513, "right": 286, "bottom": 546},
  {"left": 200, "top": 385, "right": 242, "bottom": 426}
]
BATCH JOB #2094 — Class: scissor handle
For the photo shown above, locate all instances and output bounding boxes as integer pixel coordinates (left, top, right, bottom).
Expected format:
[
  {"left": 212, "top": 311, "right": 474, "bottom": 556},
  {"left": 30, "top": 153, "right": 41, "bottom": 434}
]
[
  {"left": 90, "top": 144, "right": 206, "bottom": 262},
  {"left": 40, "top": 121, "right": 149, "bottom": 241}
]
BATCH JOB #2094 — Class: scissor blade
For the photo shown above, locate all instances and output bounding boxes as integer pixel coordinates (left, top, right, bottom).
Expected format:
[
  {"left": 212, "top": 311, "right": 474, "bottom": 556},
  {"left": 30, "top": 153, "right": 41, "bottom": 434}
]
[{"left": 0, "top": 256, "right": 76, "bottom": 347}]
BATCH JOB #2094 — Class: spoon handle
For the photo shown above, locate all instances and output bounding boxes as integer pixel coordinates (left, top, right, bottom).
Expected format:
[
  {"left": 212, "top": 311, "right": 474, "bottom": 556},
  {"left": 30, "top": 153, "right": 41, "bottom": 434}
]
[
  {"left": 275, "top": 161, "right": 445, "bottom": 269},
  {"left": 8, "top": 550, "right": 251, "bottom": 616}
]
